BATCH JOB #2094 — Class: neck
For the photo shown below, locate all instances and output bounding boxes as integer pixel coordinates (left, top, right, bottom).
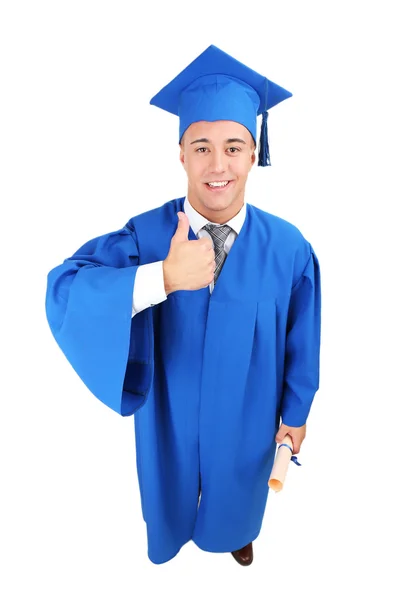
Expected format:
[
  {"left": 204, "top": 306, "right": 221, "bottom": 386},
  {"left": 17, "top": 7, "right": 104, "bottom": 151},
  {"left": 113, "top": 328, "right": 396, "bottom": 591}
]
[{"left": 187, "top": 190, "right": 245, "bottom": 224}]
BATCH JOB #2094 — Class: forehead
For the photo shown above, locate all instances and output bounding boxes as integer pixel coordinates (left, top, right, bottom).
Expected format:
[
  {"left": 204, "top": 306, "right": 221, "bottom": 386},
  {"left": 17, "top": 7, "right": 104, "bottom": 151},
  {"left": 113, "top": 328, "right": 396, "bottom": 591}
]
[{"left": 185, "top": 120, "right": 252, "bottom": 143}]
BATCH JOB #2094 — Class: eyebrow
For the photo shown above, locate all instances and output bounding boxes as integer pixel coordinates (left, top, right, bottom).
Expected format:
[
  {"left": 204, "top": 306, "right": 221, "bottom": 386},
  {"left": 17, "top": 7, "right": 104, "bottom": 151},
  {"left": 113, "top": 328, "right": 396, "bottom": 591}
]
[{"left": 190, "top": 137, "right": 247, "bottom": 145}]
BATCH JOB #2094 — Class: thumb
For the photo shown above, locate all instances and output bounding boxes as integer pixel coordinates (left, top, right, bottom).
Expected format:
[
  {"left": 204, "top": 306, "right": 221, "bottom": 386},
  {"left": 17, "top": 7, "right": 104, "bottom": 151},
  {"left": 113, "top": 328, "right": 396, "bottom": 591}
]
[
  {"left": 173, "top": 211, "right": 190, "bottom": 243},
  {"left": 275, "top": 425, "right": 289, "bottom": 444}
]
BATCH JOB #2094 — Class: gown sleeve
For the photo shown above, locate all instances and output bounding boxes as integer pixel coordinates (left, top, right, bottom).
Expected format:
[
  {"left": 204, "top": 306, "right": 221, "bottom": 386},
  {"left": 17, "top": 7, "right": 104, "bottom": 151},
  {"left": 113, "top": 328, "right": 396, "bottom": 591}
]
[
  {"left": 45, "top": 224, "right": 154, "bottom": 416},
  {"left": 280, "top": 244, "right": 321, "bottom": 427}
]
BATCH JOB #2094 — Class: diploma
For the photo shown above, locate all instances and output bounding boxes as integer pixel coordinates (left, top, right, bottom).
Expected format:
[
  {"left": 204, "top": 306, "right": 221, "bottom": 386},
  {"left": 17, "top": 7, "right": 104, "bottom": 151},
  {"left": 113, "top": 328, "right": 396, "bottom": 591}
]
[{"left": 268, "top": 434, "right": 301, "bottom": 492}]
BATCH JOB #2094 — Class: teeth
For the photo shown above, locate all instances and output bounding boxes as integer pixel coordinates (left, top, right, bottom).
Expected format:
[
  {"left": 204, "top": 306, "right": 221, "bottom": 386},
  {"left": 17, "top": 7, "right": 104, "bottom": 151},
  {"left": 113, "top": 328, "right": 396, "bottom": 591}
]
[{"left": 208, "top": 181, "right": 229, "bottom": 187}]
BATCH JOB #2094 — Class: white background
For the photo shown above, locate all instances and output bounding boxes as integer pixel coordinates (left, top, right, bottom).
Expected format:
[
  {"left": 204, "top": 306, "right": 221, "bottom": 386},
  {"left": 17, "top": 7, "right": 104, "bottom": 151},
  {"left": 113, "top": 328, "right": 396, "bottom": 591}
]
[{"left": 1, "top": 1, "right": 399, "bottom": 598}]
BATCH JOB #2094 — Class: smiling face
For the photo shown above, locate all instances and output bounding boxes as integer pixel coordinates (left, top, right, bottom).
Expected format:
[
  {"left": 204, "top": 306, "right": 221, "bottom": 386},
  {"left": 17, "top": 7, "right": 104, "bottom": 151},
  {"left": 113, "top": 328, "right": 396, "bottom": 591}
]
[{"left": 179, "top": 120, "right": 256, "bottom": 224}]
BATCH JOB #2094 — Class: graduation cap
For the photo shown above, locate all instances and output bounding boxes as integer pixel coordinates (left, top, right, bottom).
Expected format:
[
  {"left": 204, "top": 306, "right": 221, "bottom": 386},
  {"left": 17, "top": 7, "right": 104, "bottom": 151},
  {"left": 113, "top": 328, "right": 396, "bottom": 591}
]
[{"left": 150, "top": 44, "right": 292, "bottom": 166}]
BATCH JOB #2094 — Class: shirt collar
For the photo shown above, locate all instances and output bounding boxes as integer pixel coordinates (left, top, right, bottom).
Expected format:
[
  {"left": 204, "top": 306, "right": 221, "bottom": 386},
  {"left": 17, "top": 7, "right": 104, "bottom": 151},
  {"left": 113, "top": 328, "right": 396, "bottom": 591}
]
[{"left": 183, "top": 196, "right": 247, "bottom": 236}]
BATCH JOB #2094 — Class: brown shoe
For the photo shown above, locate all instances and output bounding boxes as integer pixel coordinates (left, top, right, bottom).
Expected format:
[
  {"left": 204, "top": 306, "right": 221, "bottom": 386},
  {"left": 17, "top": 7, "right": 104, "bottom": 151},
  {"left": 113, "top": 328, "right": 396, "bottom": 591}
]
[{"left": 231, "top": 542, "right": 253, "bottom": 566}]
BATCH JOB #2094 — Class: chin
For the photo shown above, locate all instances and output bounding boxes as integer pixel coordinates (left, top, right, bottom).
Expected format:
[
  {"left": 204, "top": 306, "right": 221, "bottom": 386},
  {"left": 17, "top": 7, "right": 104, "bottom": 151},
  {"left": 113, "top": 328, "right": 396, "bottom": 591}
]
[
  {"left": 202, "top": 186, "right": 236, "bottom": 202},
  {"left": 202, "top": 197, "right": 232, "bottom": 211}
]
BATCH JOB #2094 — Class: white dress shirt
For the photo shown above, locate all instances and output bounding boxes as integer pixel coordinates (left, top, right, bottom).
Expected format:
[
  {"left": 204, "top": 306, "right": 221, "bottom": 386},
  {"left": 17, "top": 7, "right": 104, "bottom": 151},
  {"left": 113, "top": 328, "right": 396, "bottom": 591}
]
[{"left": 131, "top": 197, "right": 247, "bottom": 316}]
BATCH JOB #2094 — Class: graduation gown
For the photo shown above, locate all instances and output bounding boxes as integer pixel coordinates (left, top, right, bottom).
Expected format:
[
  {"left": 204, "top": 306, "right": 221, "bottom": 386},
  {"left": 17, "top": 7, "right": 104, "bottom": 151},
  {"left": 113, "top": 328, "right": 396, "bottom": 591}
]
[{"left": 45, "top": 196, "right": 321, "bottom": 564}]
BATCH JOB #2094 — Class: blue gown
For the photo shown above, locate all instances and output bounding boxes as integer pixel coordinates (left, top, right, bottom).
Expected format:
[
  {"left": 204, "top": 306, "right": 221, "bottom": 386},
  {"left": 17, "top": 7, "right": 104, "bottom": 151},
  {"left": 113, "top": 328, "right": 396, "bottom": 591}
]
[{"left": 45, "top": 196, "right": 321, "bottom": 564}]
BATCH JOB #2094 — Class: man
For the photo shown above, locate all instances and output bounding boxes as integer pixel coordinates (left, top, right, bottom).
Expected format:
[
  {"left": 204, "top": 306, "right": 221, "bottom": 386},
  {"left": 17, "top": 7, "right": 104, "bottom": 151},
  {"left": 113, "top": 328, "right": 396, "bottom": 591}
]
[{"left": 45, "top": 45, "right": 321, "bottom": 566}]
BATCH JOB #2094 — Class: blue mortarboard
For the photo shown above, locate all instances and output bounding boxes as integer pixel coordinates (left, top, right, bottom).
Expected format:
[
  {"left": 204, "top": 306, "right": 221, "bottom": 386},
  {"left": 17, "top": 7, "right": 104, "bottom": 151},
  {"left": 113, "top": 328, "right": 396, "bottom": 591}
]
[{"left": 150, "top": 45, "right": 292, "bottom": 166}]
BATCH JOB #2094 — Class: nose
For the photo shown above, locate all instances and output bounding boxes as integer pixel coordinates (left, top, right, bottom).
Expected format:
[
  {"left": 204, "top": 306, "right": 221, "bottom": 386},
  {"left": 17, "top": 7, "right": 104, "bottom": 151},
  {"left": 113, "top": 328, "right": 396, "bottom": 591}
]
[{"left": 209, "top": 149, "right": 227, "bottom": 174}]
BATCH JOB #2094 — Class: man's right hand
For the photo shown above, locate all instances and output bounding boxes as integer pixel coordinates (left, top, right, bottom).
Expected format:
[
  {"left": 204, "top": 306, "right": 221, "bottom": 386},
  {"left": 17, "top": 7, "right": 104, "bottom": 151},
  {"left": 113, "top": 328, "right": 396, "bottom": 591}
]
[{"left": 162, "top": 211, "right": 216, "bottom": 294}]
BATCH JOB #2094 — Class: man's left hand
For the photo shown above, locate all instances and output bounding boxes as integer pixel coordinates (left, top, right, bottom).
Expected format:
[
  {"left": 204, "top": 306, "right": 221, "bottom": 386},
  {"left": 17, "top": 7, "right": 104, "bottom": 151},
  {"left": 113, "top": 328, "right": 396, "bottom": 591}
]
[{"left": 275, "top": 423, "right": 306, "bottom": 455}]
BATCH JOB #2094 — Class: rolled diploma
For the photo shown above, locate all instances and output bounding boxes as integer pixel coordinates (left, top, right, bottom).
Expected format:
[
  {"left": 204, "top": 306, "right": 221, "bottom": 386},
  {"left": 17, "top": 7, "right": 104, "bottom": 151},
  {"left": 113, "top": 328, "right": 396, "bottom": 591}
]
[{"left": 268, "top": 434, "right": 294, "bottom": 492}]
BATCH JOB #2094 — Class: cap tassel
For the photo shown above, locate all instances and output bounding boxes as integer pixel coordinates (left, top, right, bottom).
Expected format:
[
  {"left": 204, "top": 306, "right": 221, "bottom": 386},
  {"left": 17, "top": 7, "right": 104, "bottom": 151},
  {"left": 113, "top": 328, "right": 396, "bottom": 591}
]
[{"left": 258, "top": 110, "right": 271, "bottom": 167}]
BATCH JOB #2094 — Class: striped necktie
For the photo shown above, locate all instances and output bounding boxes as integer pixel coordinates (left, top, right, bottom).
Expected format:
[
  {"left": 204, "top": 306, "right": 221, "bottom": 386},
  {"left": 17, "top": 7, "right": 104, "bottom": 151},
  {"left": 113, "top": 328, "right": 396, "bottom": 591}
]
[{"left": 202, "top": 223, "right": 232, "bottom": 283}]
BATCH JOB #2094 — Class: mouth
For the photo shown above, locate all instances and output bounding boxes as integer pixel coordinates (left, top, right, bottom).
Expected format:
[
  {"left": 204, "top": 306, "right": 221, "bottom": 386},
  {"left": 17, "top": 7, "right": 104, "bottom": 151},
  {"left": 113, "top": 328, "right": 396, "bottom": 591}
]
[{"left": 204, "top": 180, "right": 233, "bottom": 192}]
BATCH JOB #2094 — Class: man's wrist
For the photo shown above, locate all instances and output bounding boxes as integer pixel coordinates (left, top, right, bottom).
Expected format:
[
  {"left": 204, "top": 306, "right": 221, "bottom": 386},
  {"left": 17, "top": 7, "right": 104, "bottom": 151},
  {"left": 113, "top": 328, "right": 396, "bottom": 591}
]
[{"left": 162, "top": 260, "right": 175, "bottom": 295}]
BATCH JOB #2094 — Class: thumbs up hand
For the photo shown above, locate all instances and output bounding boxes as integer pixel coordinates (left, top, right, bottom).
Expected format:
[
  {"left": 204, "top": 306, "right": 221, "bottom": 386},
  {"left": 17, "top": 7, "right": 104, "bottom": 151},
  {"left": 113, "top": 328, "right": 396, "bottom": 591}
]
[{"left": 162, "top": 212, "right": 216, "bottom": 294}]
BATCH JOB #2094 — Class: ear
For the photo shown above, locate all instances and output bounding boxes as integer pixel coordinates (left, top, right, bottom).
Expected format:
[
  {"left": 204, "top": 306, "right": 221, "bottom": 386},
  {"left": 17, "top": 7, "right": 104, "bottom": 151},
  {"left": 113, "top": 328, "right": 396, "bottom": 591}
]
[
  {"left": 250, "top": 149, "right": 256, "bottom": 167},
  {"left": 179, "top": 145, "right": 186, "bottom": 169}
]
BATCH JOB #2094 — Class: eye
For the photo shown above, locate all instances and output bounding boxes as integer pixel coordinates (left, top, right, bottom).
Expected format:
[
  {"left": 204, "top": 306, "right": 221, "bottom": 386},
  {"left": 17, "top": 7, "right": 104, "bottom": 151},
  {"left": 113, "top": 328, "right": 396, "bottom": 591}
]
[
  {"left": 227, "top": 147, "right": 240, "bottom": 153},
  {"left": 195, "top": 147, "right": 209, "bottom": 153}
]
